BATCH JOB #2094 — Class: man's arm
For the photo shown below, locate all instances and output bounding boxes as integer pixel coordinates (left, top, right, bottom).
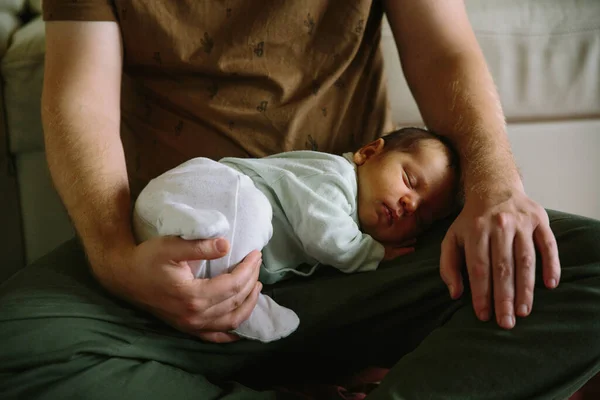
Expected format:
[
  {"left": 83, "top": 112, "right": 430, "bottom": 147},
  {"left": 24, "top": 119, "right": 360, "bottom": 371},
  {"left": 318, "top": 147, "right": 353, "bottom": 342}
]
[
  {"left": 384, "top": 0, "right": 560, "bottom": 329},
  {"left": 42, "top": 22, "right": 263, "bottom": 342},
  {"left": 384, "top": 1, "right": 515, "bottom": 194},
  {"left": 42, "top": 21, "right": 132, "bottom": 287}
]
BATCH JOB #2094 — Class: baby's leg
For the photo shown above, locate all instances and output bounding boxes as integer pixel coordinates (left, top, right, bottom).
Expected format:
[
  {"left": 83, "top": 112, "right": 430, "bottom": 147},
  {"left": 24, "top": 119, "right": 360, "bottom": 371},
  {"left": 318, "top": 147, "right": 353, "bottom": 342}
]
[
  {"left": 222, "top": 173, "right": 299, "bottom": 342},
  {"left": 133, "top": 158, "right": 237, "bottom": 278},
  {"left": 133, "top": 158, "right": 299, "bottom": 342}
]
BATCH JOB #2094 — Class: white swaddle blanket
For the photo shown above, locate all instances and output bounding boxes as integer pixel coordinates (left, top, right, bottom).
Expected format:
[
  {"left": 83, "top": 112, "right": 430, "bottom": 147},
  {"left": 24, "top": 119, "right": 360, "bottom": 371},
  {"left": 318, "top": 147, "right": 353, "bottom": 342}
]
[{"left": 133, "top": 157, "right": 299, "bottom": 342}]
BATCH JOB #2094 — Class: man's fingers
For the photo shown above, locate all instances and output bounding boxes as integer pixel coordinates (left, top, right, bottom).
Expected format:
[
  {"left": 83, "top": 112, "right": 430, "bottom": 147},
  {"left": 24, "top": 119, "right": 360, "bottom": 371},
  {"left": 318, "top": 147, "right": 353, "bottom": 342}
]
[
  {"left": 198, "top": 281, "right": 262, "bottom": 332},
  {"left": 465, "top": 228, "right": 492, "bottom": 322},
  {"left": 161, "top": 236, "right": 231, "bottom": 263},
  {"left": 491, "top": 221, "right": 516, "bottom": 330},
  {"left": 201, "top": 279, "right": 263, "bottom": 321},
  {"left": 440, "top": 230, "right": 464, "bottom": 300},
  {"left": 188, "top": 250, "right": 262, "bottom": 307},
  {"left": 514, "top": 231, "right": 535, "bottom": 317},
  {"left": 534, "top": 223, "right": 561, "bottom": 289}
]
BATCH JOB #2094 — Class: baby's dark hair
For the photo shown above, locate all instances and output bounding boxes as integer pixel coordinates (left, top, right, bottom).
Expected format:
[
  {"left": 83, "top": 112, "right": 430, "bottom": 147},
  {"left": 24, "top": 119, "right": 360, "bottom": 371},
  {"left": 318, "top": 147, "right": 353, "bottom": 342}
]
[{"left": 380, "top": 126, "right": 464, "bottom": 206}]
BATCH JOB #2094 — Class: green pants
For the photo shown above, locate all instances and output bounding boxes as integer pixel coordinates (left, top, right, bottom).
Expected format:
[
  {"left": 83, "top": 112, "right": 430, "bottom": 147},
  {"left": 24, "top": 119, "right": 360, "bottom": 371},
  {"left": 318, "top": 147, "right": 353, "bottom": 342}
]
[{"left": 1, "top": 210, "right": 600, "bottom": 399}]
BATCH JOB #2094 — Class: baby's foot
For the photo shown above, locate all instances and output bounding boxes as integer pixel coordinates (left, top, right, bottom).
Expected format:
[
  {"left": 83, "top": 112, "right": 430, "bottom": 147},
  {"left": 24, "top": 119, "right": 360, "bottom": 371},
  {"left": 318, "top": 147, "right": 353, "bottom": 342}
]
[{"left": 233, "top": 293, "right": 299, "bottom": 343}]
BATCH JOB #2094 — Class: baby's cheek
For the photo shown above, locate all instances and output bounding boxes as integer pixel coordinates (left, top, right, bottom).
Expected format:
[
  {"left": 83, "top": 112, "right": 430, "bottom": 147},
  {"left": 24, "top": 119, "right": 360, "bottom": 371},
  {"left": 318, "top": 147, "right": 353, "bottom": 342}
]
[{"left": 395, "top": 217, "right": 420, "bottom": 241}]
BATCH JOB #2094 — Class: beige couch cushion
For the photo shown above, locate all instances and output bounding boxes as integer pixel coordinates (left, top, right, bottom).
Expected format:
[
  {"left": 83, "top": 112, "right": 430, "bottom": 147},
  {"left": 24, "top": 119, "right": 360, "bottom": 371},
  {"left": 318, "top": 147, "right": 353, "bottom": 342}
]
[
  {"left": 29, "top": 0, "right": 42, "bottom": 14},
  {"left": 382, "top": 0, "right": 600, "bottom": 125},
  {"left": 0, "top": 12, "right": 20, "bottom": 59},
  {"left": 1, "top": 16, "right": 45, "bottom": 154},
  {"left": 0, "top": 0, "right": 25, "bottom": 15},
  {"left": 16, "top": 151, "right": 74, "bottom": 263}
]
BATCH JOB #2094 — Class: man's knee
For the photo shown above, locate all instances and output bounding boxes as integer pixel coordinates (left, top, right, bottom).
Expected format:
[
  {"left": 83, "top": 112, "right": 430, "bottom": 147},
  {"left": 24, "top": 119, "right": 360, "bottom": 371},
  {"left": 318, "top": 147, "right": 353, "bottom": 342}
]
[{"left": 547, "top": 210, "right": 600, "bottom": 266}]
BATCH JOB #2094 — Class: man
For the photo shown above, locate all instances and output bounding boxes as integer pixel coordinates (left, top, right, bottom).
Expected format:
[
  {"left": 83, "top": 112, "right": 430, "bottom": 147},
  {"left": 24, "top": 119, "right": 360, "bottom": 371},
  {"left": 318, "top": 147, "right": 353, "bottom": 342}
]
[{"left": 0, "top": 1, "right": 598, "bottom": 399}]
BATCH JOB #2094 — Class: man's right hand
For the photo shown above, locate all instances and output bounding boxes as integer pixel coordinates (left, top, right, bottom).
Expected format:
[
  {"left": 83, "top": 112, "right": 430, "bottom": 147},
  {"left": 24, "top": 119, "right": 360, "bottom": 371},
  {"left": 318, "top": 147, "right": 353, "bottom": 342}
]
[{"left": 99, "top": 236, "right": 263, "bottom": 343}]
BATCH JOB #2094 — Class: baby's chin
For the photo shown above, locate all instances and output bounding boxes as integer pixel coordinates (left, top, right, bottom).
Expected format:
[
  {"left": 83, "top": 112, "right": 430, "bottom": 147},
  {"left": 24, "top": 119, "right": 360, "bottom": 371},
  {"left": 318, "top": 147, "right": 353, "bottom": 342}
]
[
  {"left": 366, "top": 228, "right": 400, "bottom": 244},
  {"left": 368, "top": 227, "right": 416, "bottom": 246}
]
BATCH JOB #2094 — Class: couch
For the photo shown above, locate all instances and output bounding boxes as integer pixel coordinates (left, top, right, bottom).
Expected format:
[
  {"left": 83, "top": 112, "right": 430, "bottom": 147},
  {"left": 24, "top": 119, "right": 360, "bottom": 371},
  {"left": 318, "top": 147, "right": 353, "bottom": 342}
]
[{"left": 1, "top": 1, "right": 599, "bottom": 274}]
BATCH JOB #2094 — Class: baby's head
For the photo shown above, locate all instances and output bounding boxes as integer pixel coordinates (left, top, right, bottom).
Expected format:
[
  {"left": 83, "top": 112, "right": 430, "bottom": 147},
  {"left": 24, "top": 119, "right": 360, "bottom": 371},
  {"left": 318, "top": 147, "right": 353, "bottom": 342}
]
[{"left": 353, "top": 127, "right": 461, "bottom": 245}]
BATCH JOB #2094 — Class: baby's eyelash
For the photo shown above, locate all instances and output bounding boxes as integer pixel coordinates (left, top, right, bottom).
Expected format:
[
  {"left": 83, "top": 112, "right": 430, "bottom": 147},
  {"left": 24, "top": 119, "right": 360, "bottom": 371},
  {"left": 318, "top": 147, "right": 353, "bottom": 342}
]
[
  {"left": 403, "top": 171, "right": 413, "bottom": 188},
  {"left": 406, "top": 172, "right": 415, "bottom": 188}
]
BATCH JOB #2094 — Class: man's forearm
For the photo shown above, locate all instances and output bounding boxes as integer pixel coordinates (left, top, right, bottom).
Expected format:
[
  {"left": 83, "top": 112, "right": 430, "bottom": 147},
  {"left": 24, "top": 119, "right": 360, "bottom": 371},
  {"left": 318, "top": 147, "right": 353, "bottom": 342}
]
[
  {"left": 42, "top": 102, "right": 135, "bottom": 274},
  {"left": 404, "top": 51, "right": 522, "bottom": 198}
]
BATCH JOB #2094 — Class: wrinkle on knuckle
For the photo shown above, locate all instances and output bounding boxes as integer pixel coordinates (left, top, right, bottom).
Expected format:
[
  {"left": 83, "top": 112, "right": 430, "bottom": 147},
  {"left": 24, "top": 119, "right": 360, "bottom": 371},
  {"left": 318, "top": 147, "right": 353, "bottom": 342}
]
[
  {"left": 495, "top": 261, "right": 513, "bottom": 279},
  {"left": 542, "top": 239, "right": 556, "bottom": 253},
  {"left": 497, "top": 298, "right": 515, "bottom": 311},
  {"left": 191, "top": 243, "right": 208, "bottom": 259},
  {"left": 231, "top": 281, "right": 244, "bottom": 295},
  {"left": 518, "top": 254, "right": 535, "bottom": 273},
  {"left": 230, "top": 296, "right": 242, "bottom": 310}
]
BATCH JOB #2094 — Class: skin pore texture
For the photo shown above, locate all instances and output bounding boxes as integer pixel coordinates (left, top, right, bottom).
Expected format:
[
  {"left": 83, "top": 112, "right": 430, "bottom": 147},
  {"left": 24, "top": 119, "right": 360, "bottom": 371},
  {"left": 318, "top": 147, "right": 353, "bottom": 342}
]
[{"left": 354, "top": 138, "right": 457, "bottom": 246}]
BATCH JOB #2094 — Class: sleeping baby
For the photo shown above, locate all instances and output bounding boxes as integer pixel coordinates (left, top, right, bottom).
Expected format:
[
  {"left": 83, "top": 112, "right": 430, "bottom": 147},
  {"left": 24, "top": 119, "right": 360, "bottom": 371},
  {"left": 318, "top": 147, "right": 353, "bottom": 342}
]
[{"left": 133, "top": 127, "right": 461, "bottom": 343}]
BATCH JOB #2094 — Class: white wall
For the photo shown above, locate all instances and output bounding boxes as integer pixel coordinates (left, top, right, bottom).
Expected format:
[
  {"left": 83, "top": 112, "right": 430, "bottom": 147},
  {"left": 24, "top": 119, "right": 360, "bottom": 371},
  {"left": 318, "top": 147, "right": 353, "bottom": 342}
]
[{"left": 507, "top": 120, "right": 600, "bottom": 220}]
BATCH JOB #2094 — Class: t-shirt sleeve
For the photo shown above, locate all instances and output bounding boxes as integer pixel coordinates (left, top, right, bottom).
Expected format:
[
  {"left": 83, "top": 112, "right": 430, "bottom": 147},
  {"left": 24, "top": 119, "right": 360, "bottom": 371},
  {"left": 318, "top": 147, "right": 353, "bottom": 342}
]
[{"left": 43, "top": 0, "right": 117, "bottom": 22}]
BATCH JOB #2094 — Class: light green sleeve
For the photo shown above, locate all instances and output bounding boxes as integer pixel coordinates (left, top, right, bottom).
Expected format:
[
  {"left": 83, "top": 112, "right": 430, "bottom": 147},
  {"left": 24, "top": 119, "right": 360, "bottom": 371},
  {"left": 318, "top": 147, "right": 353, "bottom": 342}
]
[{"left": 273, "top": 172, "right": 385, "bottom": 273}]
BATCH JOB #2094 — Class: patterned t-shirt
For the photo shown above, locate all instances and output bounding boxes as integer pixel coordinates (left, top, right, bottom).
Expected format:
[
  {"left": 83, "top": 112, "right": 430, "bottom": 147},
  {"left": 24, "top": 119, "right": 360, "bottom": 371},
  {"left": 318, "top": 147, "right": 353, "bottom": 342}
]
[{"left": 43, "top": 0, "right": 394, "bottom": 197}]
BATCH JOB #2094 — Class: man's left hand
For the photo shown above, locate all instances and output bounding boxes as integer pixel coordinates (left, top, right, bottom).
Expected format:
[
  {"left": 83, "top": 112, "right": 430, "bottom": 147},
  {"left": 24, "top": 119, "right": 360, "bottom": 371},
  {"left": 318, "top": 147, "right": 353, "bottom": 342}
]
[{"left": 439, "top": 188, "right": 561, "bottom": 329}]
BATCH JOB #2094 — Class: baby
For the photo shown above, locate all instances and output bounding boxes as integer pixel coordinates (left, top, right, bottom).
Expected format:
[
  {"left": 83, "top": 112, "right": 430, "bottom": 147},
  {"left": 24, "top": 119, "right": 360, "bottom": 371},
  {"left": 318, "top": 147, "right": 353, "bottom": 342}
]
[{"left": 133, "top": 127, "right": 461, "bottom": 343}]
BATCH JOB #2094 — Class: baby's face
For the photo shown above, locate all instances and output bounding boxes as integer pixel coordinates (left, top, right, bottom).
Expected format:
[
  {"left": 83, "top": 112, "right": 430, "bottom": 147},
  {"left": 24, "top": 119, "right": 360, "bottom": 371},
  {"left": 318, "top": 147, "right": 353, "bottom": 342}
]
[{"left": 354, "top": 139, "right": 457, "bottom": 245}]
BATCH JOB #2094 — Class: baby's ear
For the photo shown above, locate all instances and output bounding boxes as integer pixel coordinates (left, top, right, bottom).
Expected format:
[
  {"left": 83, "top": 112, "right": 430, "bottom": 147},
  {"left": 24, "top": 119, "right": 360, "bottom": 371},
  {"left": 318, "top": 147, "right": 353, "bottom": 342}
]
[{"left": 354, "top": 138, "right": 385, "bottom": 165}]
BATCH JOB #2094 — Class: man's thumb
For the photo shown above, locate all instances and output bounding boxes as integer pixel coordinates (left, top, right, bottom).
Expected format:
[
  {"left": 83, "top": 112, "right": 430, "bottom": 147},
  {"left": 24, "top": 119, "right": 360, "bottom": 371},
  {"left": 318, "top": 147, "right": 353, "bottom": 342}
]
[{"left": 161, "top": 236, "right": 230, "bottom": 262}]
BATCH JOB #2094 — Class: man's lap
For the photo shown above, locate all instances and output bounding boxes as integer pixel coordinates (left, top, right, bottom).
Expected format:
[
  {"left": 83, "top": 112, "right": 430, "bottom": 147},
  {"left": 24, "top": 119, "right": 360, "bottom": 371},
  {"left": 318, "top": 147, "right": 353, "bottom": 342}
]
[{"left": 1, "top": 210, "right": 599, "bottom": 399}]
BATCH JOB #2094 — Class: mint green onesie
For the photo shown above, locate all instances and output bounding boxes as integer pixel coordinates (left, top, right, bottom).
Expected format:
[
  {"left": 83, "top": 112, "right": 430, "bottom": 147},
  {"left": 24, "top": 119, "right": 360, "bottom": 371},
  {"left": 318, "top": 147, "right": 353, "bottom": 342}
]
[{"left": 221, "top": 150, "right": 385, "bottom": 284}]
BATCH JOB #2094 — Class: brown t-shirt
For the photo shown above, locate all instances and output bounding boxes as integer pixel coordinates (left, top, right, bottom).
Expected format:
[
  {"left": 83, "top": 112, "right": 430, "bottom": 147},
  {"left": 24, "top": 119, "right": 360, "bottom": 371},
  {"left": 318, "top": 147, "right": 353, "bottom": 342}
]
[{"left": 43, "top": 0, "right": 394, "bottom": 197}]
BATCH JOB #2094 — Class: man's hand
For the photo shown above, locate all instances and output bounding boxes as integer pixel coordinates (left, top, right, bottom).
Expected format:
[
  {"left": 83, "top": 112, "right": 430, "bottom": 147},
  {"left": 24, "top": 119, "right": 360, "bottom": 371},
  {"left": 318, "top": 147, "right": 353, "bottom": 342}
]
[
  {"left": 440, "top": 188, "right": 561, "bottom": 329},
  {"left": 99, "top": 236, "right": 263, "bottom": 343}
]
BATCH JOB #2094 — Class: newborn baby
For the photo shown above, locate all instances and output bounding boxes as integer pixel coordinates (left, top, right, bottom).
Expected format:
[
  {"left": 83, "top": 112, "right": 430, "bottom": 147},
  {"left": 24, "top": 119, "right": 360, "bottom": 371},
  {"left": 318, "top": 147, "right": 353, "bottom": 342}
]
[{"left": 133, "top": 127, "right": 461, "bottom": 342}]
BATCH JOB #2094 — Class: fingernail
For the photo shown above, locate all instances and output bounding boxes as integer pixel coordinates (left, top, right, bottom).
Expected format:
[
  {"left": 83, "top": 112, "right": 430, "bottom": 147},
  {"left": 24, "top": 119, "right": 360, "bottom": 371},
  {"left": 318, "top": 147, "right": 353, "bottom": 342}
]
[
  {"left": 448, "top": 284, "right": 455, "bottom": 299},
  {"left": 517, "top": 304, "right": 528, "bottom": 316},
  {"left": 548, "top": 279, "right": 557, "bottom": 288},
  {"left": 479, "top": 309, "right": 490, "bottom": 321},
  {"left": 257, "top": 282, "right": 263, "bottom": 291},
  {"left": 215, "top": 238, "right": 228, "bottom": 253},
  {"left": 502, "top": 315, "right": 515, "bottom": 329}
]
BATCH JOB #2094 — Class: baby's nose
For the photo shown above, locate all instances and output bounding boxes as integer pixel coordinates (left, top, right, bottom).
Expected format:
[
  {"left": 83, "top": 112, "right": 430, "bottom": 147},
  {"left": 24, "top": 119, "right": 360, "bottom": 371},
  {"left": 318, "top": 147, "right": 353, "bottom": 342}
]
[{"left": 401, "top": 196, "right": 418, "bottom": 215}]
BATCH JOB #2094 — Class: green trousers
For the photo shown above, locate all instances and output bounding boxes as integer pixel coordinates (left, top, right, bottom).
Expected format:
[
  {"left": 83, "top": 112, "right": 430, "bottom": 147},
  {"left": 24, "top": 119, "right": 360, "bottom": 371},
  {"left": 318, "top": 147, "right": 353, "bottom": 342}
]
[{"left": 1, "top": 210, "right": 599, "bottom": 399}]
